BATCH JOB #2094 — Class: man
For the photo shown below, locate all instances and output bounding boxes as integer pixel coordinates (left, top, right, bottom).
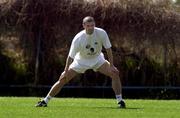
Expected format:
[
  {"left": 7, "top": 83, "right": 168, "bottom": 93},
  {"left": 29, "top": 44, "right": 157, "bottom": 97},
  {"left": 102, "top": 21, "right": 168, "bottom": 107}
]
[{"left": 36, "top": 16, "right": 126, "bottom": 108}]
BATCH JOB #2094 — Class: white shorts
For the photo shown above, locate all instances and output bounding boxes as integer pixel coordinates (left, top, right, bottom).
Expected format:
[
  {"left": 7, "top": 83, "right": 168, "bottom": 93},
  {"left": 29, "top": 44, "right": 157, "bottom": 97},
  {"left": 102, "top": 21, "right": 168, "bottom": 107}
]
[{"left": 69, "top": 53, "right": 106, "bottom": 73}]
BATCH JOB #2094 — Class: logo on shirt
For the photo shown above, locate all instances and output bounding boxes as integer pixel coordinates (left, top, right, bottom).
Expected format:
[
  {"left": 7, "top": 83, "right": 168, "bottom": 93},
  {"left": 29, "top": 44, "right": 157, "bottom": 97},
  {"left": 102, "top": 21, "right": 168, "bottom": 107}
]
[{"left": 85, "top": 42, "right": 98, "bottom": 55}]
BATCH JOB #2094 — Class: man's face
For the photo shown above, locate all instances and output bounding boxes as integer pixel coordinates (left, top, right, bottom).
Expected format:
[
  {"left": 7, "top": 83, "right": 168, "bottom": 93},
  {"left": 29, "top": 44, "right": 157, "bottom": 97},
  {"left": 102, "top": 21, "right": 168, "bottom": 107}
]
[{"left": 83, "top": 22, "right": 95, "bottom": 35}]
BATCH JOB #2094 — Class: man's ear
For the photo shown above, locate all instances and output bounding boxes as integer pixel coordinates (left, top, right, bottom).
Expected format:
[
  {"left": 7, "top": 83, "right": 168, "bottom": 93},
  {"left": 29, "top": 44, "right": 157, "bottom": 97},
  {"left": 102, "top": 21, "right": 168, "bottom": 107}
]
[{"left": 82, "top": 23, "right": 85, "bottom": 28}]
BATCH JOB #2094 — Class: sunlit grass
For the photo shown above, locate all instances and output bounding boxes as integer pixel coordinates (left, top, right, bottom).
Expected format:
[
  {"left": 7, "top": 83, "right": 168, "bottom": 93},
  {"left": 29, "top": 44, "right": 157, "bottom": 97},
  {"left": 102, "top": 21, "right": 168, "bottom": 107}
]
[{"left": 0, "top": 97, "right": 180, "bottom": 118}]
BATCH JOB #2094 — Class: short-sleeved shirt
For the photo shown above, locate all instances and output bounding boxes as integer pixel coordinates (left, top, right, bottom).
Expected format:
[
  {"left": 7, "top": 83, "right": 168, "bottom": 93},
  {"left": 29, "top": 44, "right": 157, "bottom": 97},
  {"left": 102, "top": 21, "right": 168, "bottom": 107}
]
[{"left": 68, "top": 27, "right": 111, "bottom": 67}]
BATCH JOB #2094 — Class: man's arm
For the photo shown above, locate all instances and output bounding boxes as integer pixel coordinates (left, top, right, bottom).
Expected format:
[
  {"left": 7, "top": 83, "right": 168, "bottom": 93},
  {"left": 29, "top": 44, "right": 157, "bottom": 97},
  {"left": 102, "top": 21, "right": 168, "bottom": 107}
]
[
  {"left": 65, "top": 36, "right": 79, "bottom": 72},
  {"left": 64, "top": 56, "right": 73, "bottom": 72},
  {"left": 106, "top": 48, "right": 114, "bottom": 66},
  {"left": 106, "top": 48, "right": 119, "bottom": 73}
]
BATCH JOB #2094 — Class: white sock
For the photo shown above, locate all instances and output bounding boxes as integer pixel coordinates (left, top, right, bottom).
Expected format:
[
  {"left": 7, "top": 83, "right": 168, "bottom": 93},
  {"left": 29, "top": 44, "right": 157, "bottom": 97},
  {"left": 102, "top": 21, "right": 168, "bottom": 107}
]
[
  {"left": 116, "top": 94, "right": 122, "bottom": 103},
  {"left": 44, "top": 95, "right": 52, "bottom": 104}
]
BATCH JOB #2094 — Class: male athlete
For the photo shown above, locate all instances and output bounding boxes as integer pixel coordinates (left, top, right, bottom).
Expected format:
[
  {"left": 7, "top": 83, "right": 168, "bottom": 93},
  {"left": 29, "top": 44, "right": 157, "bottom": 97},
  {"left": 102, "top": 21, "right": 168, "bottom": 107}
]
[{"left": 36, "top": 16, "right": 126, "bottom": 108}]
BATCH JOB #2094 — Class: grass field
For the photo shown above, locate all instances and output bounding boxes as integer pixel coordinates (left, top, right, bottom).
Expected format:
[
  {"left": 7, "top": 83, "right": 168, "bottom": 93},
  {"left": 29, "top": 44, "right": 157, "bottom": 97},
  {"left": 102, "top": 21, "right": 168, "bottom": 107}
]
[{"left": 0, "top": 97, "right": 180, "bottom": 118}]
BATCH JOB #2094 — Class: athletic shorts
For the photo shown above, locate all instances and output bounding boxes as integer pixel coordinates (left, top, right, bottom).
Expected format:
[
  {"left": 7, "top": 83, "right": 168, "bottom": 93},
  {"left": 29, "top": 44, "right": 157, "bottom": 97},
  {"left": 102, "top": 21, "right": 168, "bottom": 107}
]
[{"left": 69, "top": 53, "right": 106, "bottom": 73}]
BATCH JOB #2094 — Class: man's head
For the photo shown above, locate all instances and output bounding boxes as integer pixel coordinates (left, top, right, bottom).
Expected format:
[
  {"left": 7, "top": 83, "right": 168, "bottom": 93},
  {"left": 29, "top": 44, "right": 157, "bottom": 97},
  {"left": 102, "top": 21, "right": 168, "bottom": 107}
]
[{"left": 83, "top": 16, "right": 95, "bottom": 35}]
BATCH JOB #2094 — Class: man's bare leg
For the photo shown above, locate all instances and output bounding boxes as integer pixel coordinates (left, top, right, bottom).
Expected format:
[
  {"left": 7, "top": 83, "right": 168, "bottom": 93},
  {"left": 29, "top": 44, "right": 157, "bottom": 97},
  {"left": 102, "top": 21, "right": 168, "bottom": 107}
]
[
  {"left": 36, "top": 69, "right": 78, "bottom": 107},
  {"left": 47, "top": 69, "right": 78, "bottom": 97},
  {"left": 97, "top": 61, "right": 125, "bottom": 108}
]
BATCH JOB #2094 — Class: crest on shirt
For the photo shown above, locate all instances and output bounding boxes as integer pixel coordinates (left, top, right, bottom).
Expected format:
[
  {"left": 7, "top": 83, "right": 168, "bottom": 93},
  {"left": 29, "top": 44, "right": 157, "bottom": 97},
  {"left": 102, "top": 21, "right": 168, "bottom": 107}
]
[
  {"left": 86, "top": 44, "right": 91, "bottom": 49},
  {"left": 85, "top": 42, "right": 99, "bottom": 55}
]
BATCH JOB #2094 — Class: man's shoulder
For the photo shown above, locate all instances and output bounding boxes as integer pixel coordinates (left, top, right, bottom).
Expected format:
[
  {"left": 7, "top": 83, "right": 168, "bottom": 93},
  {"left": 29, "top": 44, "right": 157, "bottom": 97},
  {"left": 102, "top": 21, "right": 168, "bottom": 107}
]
[
  {"left": 73, "top": 30, "right": 85, "bottom": 40},
  {"left": 95, "top": 27, "right": 106, "bottom": 32},
  {"left": 94, "top": 27, "right": 108, "bottom": 38},
  {"left": 94, "top": 27, "right": 107, "bottom": 35}
]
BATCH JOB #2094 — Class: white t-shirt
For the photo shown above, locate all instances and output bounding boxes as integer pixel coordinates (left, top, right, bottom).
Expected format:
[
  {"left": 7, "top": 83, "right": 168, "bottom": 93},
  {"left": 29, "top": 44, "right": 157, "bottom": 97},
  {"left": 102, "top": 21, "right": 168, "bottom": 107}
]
[{"left": 68, "top": 27, "right": 111, "bottom": 66}]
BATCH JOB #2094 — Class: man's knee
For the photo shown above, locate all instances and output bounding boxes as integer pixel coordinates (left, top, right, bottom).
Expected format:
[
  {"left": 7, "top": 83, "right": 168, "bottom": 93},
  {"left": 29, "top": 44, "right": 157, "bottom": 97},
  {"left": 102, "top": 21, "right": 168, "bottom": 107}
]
[
  {"left": 115, "top": 69, "right": 120, "bottom": 75},
  {"left": 110, "top": 70, "right": 120, "bottom": 79},
  {"left": 58, "top": 76, "right": 69, "bottom": 86},
  {"left": 58, "top": 71, "right": 72, "bottom": 84},
  {"left": 58, "top": 73, "right": 67, "bottom": 84}
]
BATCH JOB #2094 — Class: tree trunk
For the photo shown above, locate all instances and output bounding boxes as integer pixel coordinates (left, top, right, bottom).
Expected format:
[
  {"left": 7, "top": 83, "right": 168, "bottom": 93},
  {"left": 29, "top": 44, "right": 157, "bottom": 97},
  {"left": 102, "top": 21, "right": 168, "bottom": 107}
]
[
  {"left": 163, "top": 42, "right": 168, "bottom": 85},
  {"left": 34, "top": 30, "right": 41, "bottom": 85}
]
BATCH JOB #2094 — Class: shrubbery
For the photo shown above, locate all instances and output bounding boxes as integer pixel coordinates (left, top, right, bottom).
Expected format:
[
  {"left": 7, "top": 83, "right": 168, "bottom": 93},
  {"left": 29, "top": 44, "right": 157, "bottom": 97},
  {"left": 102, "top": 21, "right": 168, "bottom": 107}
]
[{"left": 0, "top": 0, "right": 179, "bottom": 86}]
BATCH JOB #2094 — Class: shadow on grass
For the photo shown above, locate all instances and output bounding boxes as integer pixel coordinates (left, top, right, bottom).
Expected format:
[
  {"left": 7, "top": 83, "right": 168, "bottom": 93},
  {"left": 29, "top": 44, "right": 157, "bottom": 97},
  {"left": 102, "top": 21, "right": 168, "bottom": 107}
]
[
  {"left": 48, "top": 105, "right": 143, "bottom": 110},
  {"left": 122, "top": 107, "right": 143, "bottom": 110},
  {"left": 92, "top": 106, "right": 143, "bottom": 110}
]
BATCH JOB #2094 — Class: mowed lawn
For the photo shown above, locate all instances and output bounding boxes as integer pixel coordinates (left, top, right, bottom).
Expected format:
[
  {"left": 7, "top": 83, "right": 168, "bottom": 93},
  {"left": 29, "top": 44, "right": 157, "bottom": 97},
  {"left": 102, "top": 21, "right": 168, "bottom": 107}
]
[{"left": 0, "top": 97, "right": 180, "bottom": 118}]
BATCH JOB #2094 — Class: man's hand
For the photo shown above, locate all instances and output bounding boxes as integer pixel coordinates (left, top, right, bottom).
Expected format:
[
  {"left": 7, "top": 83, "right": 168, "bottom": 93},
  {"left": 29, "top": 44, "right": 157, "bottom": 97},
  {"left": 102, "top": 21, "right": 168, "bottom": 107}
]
[
  {"left": 62, "top": 56, "right": 73, "bottom": 78},
  {"left": 110, "top": 64, "right": 119, "bottom": 74}
]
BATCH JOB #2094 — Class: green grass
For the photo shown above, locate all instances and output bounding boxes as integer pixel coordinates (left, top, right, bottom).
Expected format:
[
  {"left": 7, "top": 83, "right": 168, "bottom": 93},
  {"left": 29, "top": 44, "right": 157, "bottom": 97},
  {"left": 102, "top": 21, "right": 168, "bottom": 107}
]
[{"left": 0, "top": 97, "right": 180, "bottom": 118}]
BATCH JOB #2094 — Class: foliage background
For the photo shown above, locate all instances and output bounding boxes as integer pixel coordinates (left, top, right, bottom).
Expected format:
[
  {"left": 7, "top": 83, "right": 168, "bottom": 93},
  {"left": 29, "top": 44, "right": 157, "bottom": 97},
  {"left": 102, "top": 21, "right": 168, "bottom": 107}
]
[{"left": 0, "top": 0, "right": 180, "bottom": 89}]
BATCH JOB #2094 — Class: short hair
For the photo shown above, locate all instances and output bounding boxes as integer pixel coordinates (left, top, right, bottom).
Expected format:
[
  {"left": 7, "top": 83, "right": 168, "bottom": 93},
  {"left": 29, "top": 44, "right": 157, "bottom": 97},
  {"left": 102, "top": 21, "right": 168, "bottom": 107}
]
[{"left": 83, "top": 16, "right": 95, "bottom": 24}]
